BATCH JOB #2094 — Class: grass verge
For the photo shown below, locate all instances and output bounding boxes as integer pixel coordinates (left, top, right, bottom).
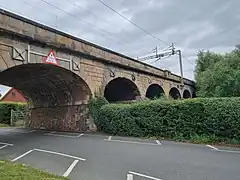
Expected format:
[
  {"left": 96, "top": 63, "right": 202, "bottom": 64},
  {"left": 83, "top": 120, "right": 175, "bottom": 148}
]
[{"left": 0, "top": 161, "right": 68, "bottom": 180}]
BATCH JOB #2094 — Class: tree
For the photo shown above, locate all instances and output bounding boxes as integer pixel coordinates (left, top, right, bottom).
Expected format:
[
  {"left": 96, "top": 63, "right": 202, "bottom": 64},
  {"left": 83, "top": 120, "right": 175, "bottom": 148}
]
[{"left": 195, "top": 49, "right": 240, "bottom": 97}]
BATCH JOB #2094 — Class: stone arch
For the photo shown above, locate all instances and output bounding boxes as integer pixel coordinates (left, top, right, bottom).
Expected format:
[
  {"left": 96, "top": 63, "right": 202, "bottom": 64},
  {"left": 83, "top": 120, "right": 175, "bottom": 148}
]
[
  {"left": 104, "top": 77, "right": 140, "bottom": 102},
  {"left": 169, "top": 87, "right": 181, "bottom": 100},
  {"left": 146, "top": 84, "right": 165, "bottom": 99},
  {"left": 0, "top": 63, "right": 92, "bottom": 132},
  {"left": 183, "top": 89, "right": 191, "bottom": 99},
  {"left": 192, "top": 91, "right": 197, "bottom": 98}
]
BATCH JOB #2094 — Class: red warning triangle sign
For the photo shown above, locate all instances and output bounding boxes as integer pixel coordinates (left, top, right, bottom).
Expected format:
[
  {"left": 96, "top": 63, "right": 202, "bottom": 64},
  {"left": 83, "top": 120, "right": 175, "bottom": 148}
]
[{"left": 43, "top": 50, "right": 59, "bottom": 65}]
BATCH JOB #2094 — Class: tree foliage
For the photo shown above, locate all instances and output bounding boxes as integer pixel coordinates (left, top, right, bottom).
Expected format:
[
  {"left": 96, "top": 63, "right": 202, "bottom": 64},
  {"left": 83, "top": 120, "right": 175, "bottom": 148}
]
[{"left": 195, "top": 49, "right": 240, "bottom": 97}]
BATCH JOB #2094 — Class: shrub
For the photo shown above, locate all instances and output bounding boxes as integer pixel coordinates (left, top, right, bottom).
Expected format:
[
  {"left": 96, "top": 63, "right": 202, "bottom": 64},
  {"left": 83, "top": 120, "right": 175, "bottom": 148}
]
[
  {"left": 98, "top": 97, "right": 240, "bottom": 143},
  {"left": 0, "top": 102, "right": 27, "bottom": 124},
  {"left": 88, "top": 96, "right": 108, "bottom": 130}
]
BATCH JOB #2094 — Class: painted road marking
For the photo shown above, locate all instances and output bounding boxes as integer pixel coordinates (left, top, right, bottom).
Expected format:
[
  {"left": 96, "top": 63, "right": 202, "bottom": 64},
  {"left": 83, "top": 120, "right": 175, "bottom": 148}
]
[
  {"left": 108, "top": 136, "right": 112, "bottom": 140},
  {"left": 0, "top": 128, "right": 14, "bottom": 132},
  {"left": 0, "top": 144, "right": 9, "bottom": 150},
  {"left": 11, "top": 150, "right": 34, "bottom": 162},
  {"left": 63, "top": 159, "right": 79, "bottom": 177},
  {"left": 34, "top": 148, "right": 86, "bottom": 161},
  {"left": 206, "top": 145, "right": 219, "bottom": 151},
  {"left": 45, "top": 131, "right": 83, "bottom": 138},
  {"left": 44, "top": 133, "right": 79, "bottom": 138},
  {"left": 11, "top": 148, "right": 86, "bottom": 162},
  {"left": 77, "top": 133, "right": 84, "bottom": 138},
  {"left": 104, "top": 139, "right": 160, "bottom": 146},
  {"left": 206, "top": 145, "right": 240, "bottom": 154},
  {"left": 12, "top": 130, "right": 36, "bottom": 134},
  {"left": 127, "top": 174, "right": 133, "bottom": 180},
  {"left": 155, "top": 140, "right": 162, "bottom": 145},
  {"left": 128, "top": 171, "right": 162, "bottom": 180},
  {"left": 0, "top": 142, "right": 13, "bottom": 146},
  {"left": 217, "top": 149, "right": 240, "bottom": 154}
]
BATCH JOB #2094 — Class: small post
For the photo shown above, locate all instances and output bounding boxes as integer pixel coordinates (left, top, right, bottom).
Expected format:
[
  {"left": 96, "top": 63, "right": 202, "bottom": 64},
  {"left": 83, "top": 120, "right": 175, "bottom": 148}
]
[
  {"left": 69, "top": 56, "right": 73, "bottom": 71},
  {"left": 10, "top": 109, "right": 13, "bottom": 127},
  {"left": 27, "top": 45, "right": 30, "bottom": 63},
  {"left": 178, "top": 50, "right": 184, "bottom": 85},
  {"left": 127, "top": 174, "right": 133, "bottom": 180}
]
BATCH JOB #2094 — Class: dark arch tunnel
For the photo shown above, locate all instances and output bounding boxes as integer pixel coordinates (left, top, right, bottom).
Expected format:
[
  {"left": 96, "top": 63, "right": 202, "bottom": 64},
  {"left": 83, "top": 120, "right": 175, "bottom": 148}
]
[
  {"left": 183, "top": 90, "right": 191, "bottom": 99},
  {"left": 0, "top": 63, "right": 92, "bottom": 132},
  {"left": 146, "top": 84, "right": 165, "bottom": 99},
  {"left": 104, "top": 77, "right": 140, "bottom": 103},
  {"left": 169, "top": 87, "right": 181, "bottom": 100}
]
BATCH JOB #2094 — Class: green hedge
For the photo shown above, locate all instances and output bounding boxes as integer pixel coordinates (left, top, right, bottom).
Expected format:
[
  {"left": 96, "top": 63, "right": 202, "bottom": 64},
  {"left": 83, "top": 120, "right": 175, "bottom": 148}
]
[
  {"left": 96, "top": 98, "right": 240, "bottom": 142},
  {"left": 0, "top": 102, "right": 27, "bottom": 124},
  {"left": 88, "top": 97, "right": 108, "bottom": 130}
]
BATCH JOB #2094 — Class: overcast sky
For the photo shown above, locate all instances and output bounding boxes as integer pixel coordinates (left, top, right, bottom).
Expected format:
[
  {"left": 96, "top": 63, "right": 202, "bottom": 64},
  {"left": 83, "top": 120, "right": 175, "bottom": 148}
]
[{"left": 1, "top": 0, "right": 240, "bottom": 87}]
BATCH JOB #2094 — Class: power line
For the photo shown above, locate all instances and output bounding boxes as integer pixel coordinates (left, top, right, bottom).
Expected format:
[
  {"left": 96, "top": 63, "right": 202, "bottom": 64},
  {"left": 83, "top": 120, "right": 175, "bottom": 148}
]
[
  {"left": 96, "top": 0, "right": 169, "bottom": 46},
  {"left": 64, "top": 0, "right": 134, "bottom": 45},
  {"left": 39, "top": 0, "right": 126, "bottom": 45},
  {"left": 65, "top": 0, "right": 111, "bottom": 26}
]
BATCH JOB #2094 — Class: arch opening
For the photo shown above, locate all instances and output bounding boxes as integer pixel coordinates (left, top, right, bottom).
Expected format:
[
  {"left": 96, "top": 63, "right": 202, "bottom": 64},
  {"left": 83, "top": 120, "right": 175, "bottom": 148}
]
[
  {"left": 183, "top": 90, "right": 191, "bottom": 99},
  {"left": 169, "top": 87, "right": 181, "bottom": 100},
  {"left": 146, "top": 84, "right": 165, "bottom": 99},
  {"left": 104, "top": 77, "right": 140, "bottom": 103},
  {"left": 0, "top": 63, "right": 92, "bottom": 132}
]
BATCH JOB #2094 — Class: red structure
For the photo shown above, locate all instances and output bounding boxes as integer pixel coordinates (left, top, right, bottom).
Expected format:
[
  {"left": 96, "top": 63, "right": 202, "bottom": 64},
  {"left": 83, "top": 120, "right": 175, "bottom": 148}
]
[{"left": 0, "top": 88, "right": 27, "bottom": 103}]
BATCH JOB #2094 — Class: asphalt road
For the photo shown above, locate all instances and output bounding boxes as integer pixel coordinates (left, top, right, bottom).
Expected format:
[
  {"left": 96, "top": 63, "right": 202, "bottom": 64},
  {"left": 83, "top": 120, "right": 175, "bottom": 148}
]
[{"left": 0, "top": 128, "right": 240, "bottom": 180}]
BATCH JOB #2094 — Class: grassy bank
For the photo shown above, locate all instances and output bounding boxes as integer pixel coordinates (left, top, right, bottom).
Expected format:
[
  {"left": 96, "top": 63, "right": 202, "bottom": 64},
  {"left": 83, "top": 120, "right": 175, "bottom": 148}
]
[{"left": 0, "top": 161, "right": 68, "bottom": 180}]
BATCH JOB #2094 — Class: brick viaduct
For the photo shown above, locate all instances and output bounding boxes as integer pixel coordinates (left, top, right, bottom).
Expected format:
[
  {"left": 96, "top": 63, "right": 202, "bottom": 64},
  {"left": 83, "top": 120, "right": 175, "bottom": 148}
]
[{"left": 0, "top": 9, "right": 195, "bottom": 132}]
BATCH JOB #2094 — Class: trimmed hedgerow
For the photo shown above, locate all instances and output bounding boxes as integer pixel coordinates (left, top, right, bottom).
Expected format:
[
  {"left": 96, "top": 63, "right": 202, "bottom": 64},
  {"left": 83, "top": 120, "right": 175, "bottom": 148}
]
[
  {"left": 95, "top": 98, "right": 240, "bottom": 143},
  {"left": 0, "top": 102, "right": 27, "bottom": 124},
  {"left": 88, "top": 96, "right": 108, "bottom": 131}
]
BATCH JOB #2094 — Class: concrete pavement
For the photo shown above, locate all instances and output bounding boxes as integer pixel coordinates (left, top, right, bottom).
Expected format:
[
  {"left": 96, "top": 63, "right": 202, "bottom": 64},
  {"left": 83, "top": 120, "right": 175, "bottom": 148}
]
[{"left": 0, "top": 127, "right": 239, "bottom": 180}]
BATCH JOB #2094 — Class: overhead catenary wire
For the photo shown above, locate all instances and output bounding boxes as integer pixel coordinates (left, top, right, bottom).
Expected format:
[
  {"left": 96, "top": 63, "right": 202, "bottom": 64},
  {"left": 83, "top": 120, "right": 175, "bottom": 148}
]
[
  {"left": 39, "top": 0, "right": 130, "bottom": 45},
  {"left": 64, "top": 0, "right": 135, "bottom": 45},
  {"left": 96, "top": 0, "right": 169, "bottom": 46}
]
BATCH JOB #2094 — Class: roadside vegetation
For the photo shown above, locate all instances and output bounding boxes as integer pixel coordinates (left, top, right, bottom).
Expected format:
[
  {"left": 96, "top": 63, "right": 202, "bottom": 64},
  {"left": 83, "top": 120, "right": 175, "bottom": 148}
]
[
  {"left": 89, "top": 48, "right": 240, "bottom": 146},
  {"left": 0, "top": 161, "right": 68, "bottom": 180},
  {"left": 195, "top": 48, "right": 240, "bottom": 97},
  {"left": 0, "top": 102, "right": 26, "bottom": 126},
  {"left": 89, "top": 97, "right": 240, "bottom": 145}
]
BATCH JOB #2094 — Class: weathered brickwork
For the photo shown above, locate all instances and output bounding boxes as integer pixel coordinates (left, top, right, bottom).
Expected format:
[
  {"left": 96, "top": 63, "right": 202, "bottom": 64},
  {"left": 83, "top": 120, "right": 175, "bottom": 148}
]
[
  {"left": 28, "top": 104, "right": 91, "bottom": 132},
  {"left": 0, "top": 9, "right": 195, "bottom": 132}
]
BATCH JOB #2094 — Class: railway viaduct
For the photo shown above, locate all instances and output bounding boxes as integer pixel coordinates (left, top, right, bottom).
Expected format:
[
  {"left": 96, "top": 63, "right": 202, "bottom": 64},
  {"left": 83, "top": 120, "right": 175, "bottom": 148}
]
[{"left": 0, "top": 9, "right": 195, "bottom": 132}]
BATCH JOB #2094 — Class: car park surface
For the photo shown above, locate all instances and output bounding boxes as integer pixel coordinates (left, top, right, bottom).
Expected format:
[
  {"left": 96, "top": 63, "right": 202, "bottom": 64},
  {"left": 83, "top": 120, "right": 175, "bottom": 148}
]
[{"left": 0, "top": 127, "right": 239, "bottom": 180}]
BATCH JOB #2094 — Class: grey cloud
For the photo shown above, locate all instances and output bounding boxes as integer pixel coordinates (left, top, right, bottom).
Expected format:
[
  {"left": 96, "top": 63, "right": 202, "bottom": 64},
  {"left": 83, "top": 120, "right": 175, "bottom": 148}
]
[{"left": 1, "top": 0, "right": 238, "bottom": 80}]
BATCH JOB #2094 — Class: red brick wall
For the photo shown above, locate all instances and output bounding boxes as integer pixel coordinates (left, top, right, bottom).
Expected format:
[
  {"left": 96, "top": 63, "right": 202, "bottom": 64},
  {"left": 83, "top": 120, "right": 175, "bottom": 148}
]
[{"left": 1, "top": 88, "right": 27, "bottom": 103}]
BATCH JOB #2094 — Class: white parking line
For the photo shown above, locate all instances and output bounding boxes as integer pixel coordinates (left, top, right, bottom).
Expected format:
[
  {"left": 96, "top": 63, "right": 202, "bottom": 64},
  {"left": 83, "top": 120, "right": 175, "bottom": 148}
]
[
  {"left": 127, "top": 174, "right": 133, "bottom": 180},
  {"left": 128, "top": 171, "right": 162, "bottom": 180},
  {"left": 63, "top": 159, "right": 79, "bottom": 177},
  {"left": 34, "top": 148, "right": 86, "bottom": 161},
  {"left": 77, "top": 133, "right": 84, "bottom": 138},
  {"left": 44, "top": 133, "right": 78, "bottom": 138},
  {"left": 108, "top": 136, "right": 112, "bottom": 140},
  {"left": 104, "top": 139, "right": 160, "bottom": 146},
  {"left": 0, "top": 144, "right": 8, "bottom": 150},
  {"left": 11, "top": 150, "right": 34, "bottom": 162},
  {"left": 217, "top": 149, "right": 240, "bottom": 154},
  {"left": 29, "top": 130, "right": 36, "bottom": 133},
  {"left": 206, "top": 145, "right": 219, "bottom": 151},
  {"left": 0, "top": 142, "right": 13, "bottom": 146},
  {"left": 155, "top": 140, "right": 162, "bottom": 145}
]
